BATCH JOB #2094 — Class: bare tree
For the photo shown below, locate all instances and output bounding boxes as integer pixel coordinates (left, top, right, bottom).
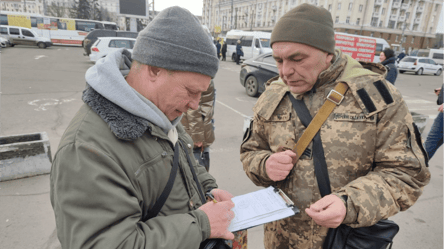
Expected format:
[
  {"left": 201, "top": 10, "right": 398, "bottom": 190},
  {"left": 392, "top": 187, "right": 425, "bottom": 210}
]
[
  {"left": 90, "top": 0, "right": 102, "bottom": 21},
  {"left": 47, "top": 1, "right": 66, "bottom": 17}
]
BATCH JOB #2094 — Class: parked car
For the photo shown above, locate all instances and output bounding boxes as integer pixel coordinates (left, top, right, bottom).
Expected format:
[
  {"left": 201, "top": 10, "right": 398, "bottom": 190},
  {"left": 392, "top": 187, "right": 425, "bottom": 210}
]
[
  {"left": 83, "top": 29, "right": 138, "bottom": 56},
  {"left": 0, "top": 25, "right": 52, "bottom": 48},
  {"left": 89, "top": 37, "right": 136, "bottom": 62},
  {"left": 0, "top": 36, "right": 10, "bottom": 47},
  {"left": 397, "top": 56, "right": 443, "bottom": 76},
  {"left": 239, "top": 52, "right": 279, "bottom": 97}
]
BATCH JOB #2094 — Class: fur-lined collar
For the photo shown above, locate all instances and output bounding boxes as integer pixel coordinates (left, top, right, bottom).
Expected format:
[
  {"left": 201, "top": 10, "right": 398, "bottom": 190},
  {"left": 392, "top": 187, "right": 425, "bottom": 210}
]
[{"left": 82, "top": 86, "right": 150, "bottom": 141}]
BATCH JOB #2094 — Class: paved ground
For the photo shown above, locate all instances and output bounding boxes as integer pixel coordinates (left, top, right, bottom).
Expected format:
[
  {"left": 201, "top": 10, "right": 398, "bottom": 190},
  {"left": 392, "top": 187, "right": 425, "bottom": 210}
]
[{"left": 0, "top": 45, "right": 442, "bottom": 249}]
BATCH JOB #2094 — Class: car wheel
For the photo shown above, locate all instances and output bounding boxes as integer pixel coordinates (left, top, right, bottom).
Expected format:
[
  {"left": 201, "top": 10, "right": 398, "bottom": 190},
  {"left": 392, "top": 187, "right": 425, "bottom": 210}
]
[
  {"left": 435, "top": 69, "right": 442, "bottom": 76},
  {"left": 38, "top": 42, "right": 46, "bottom": 49},
  {"left": 245, "top": 75, "right": 259, "bottom": 97},
  {"left": 415, "top": 68, "right": 423, "bottom": 75},
  {"left": 232, "top": 53, "right": 236, "bottom": 61},
  {"left": 399, "top": 70, "right": 405, "bottom": 74}
]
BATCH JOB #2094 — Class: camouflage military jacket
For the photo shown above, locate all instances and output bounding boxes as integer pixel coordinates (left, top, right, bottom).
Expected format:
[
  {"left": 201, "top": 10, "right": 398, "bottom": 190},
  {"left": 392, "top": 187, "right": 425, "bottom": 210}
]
[{"left": 240, "top": 51, "right": 430, "bottom": 249}]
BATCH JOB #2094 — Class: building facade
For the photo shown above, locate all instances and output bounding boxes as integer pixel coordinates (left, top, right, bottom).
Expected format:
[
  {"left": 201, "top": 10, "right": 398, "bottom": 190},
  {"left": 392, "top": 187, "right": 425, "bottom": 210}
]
[
  {"left": 202, "top": 0, "right": 443, "bottom": 52},
  {"left": 1, "top": 0, "right": 44, "bottom": 14}
]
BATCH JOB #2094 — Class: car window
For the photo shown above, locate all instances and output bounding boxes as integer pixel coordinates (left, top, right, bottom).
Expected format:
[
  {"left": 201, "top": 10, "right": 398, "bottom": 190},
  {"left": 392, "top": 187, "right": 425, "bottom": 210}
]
[
  {"left": 9, "top": 28, "right": 19, "bottom": 35},
  {"left": 402, "top": 57, "right": 416, "bottom": 62},
  {"left": 418, "top": 59, "right": 427, "bottom": 64},
  {"left": 255, "top": 39, "right": 260, "bottom": 48},
  {"left": 117, "top": 32, "right": 138, "bottom": 38},
  {"left": 429, "top": 59, "right": 436, "bottom": 65},
  {"left": 113, "top": 40, "right": 132, "bottom": 49},
  {"left": 0, "top": 27, "right": 8, "bottom": 34},
  {"left": 109, "top": 40, "right": 117, "bottom": 48},
  {"left": 432, "top": 53, "right": 443, "bottom": 60},
  {"left": 263, "top": 55, "right": 277, "bottom": 65},
  {"left": 22, "top": 29, "right": 34, "bottom": 37}
]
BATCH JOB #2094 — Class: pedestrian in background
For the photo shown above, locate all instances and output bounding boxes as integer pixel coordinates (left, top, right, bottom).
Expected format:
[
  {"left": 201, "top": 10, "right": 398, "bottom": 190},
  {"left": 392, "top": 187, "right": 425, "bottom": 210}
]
[
  {"left": 50, "top": 6, "right": 235, "bottom": 249},
  {"left": 181, "top": 80, "right": 216, "bottom": 171},
  {"left": 240, "top": 4, "right": 430, "bottom": 248},
  {"left": 236, "top": 40, "right": 243, "bottom": 65},
  {"left": 424, "top": 84, "right": 443, "bottom": 159},
  {"left": 380, "top": 48, "right": 398, "bottom": 84},
  {"left": 397, "top": 49, "right": 406, "bottom": 63},
  {"left": 221, "top": 40, "right": 227, "bottom": 61},
  {"left": 216, "top": 39, "right": 221, "bottom": 60}
]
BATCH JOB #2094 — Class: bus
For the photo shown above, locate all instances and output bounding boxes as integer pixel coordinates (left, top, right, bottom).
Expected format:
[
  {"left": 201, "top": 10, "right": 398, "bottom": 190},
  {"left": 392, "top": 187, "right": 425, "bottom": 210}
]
[
  {"left": 335, "top": 32, "right": 390, "bottom": 63},
  {"left": 0, "top": 11, "right": 117, "bottom": 46},
  {"left": 225, "top": 30, "right": 272, "bottom": 61}
]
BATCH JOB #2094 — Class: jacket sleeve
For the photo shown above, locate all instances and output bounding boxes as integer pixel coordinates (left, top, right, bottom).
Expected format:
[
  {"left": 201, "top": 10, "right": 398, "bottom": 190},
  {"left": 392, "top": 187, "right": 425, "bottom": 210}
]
[
  {"left": 437, "top": 84, "right": 443, "bottom": 105},
  {"left": 240, "top": 117, "right": 275, "bottom": 187},
  {"left": 50, "top": 142, "right": 210, "bottom": 249},
  {"left": 185, "top": 108, "right": 206, "bottom": 144},
  {"left": 334, "top": 93, "right": 431, "bottom": 228}
]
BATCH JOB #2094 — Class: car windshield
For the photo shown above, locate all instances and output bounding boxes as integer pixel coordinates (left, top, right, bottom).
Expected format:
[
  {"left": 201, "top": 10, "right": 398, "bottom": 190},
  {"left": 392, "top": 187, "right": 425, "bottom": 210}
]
[
  {"left": 402, "top": 57, "right": 417, "bottom": 63},
  {"left": 417, "top": 51, "right": 429, "bottom": 57},
  {"left": 260, "top": 38, "right": 271, "bottom": 48}
]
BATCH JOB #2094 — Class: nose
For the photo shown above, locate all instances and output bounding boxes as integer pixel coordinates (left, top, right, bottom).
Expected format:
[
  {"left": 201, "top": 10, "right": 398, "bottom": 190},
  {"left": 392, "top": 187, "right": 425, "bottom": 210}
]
[
  {"left": 280, "top": 60, "right": 295, "bottom": 79},
  {"left": 187, "top": 94, "right": 201, "bottom": 110}
]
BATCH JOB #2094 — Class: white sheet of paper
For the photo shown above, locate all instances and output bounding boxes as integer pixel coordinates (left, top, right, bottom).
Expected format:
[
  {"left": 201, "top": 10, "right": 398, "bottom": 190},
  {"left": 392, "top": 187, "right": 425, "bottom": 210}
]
[{"left": 228, "top": 186, "right": 297, "bottom": 232}]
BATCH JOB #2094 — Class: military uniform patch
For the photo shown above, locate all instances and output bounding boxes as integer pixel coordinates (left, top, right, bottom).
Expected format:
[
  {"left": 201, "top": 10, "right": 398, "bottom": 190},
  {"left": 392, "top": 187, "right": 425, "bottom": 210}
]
[{"left": 333, "top": 113, "right": 376, "bottom": 123}]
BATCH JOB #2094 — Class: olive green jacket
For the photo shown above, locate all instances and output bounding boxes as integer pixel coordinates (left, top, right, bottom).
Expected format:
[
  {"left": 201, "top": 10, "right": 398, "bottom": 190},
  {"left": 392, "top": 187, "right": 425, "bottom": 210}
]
[
  {"left": 240, "top": 51, "right": 430, "bottom": 249},
  {"left": 50, "top": 87, "right": 217, "bottom": 249}
]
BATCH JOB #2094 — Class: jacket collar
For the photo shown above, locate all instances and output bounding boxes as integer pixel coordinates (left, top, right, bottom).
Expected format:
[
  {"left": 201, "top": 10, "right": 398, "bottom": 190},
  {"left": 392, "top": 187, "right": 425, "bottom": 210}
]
[{"left": 82, "top": 86, "right": 175, "bottom": 141}]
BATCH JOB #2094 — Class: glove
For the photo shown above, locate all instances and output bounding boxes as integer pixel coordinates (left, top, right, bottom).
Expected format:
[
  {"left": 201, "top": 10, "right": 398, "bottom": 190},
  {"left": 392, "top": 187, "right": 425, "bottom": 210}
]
[
  {"left": 199, "top": 200, "right": 235, "bottom": 240},
  {"left": 210, "top": 189, "right": 234, "bottom": 202},
  {"left": 265, "top": 150, "right": 297, "bottom": 181}
]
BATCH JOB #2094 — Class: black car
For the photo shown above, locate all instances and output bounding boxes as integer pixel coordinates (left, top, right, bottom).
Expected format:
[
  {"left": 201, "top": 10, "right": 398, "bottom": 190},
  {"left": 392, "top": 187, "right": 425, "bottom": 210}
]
[
  {"left": 83, "top": 30, "right": 138, "bottom": 56},
  {"left": 240, "top": 52, "right": 279, "bottom": 97}
]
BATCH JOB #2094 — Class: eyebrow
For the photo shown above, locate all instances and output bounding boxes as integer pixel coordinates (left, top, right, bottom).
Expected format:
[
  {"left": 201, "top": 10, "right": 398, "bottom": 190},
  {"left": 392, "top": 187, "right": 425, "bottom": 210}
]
[{"left": 272, "top": 51, "right": 302, "bottom": 61}]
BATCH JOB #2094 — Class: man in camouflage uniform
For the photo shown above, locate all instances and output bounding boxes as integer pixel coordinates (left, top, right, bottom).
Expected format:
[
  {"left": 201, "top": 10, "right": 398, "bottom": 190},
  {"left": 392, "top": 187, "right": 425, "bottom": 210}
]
[{"left": 240, "top": 4, "right": 430, "bottom": 249}]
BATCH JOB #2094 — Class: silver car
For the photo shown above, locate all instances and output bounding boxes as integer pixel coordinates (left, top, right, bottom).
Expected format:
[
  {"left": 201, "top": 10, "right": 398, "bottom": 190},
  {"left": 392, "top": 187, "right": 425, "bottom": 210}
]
[{"left": 397, "top": 56, "right": 442, "bottom": 76}]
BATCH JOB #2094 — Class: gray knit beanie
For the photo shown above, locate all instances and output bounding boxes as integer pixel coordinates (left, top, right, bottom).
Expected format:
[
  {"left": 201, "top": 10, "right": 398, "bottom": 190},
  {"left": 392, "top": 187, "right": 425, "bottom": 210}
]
[
  {"left": 132, "top": 6, "right": 219, "bottom": 78},
  {"left": 271, "top": 3, "right": 335, "bottom": 54}
]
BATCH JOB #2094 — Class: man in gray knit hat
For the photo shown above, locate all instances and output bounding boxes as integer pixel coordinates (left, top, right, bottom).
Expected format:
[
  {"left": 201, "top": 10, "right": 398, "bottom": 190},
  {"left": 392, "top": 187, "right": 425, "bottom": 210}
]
[
  {"left": 51, "top": 6, "right": 236, "bottom": 249},
  {"left": 241, "top": 3, "right": 429, "bottom": 249}
]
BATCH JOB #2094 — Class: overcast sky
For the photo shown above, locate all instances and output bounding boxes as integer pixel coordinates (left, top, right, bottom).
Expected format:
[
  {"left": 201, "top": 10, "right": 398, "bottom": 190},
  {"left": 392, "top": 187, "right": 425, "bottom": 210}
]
[{"left": 154, "top": 0, "right": 444, "bottom": 34}]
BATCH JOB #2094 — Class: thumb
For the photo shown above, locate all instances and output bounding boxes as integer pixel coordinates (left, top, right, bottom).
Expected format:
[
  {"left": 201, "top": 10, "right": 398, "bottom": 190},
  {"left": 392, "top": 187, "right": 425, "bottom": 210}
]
[
  {"left": 310, "top": 196, "right": 334, "bottom": 212},
  {"left": 222, "top": 231, "right": 235, "bottom": 240}
]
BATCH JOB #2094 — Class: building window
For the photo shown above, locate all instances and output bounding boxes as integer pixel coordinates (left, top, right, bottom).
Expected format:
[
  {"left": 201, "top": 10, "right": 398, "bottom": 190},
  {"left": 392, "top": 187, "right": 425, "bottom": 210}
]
[
  {"left": 430, "top": 27, "right": 433, "bottom": 33},
  {"left": 388, "top": 34, "right": 392, "bottom": 40},
  {"left": 356, "top": 18, "right": 360, "bottom": 25},
  {"left": 346, "top": 16, "right": 350, "bottom": 23},
  {"left": 388, "top": 20, "right": 396, "bottom": 28},
  {"left": 359, "top": 5, "right": 363, "bottom": 12},
  {"left": 411, "top": 37, "right": 414, "bottom": 44},
  {"left": 348, "top": 3, "right": 353, "bottom": 10},
  {"left": 338, "top": 3, "right": 341, "bottom": 10},
  {"left": 435, "top": 4, "right": 439, "bottom": 11},
  {"left": 379, "top": 21, "right": 383, "bottom": 27},
  {"left": 395, "top": 35, "right": 399, "bottom": 41},
  {"left": 371, "top": 17, "right": 378, "bottom": 26},
  {"left": 382, "top": 8, "right": 385, "bottom": 15},
  {"left": 355, "top": 30, "right": 359, "bottom": 34},
  {"left": 328, "top": 4, "right": 332, "bottom": 11},
  {"left": 406, "top": 12, "right": 410, "bottom": 19},
  {"left": 384, "top": 0, "right": 388, "bottom": 2},
  {"left": 336, "top": 16, "right": 339, "bottom": 23},
  {"left": 370, "top": 32, "right": 374, "bottom": 37}
]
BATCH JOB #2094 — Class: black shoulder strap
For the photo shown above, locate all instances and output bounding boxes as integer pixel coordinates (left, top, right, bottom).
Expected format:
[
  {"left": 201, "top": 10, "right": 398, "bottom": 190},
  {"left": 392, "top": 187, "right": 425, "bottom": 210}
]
[
  {"left": 181, "top": 141, "right": 206, "bottom": 203},
  {"left": 287, "top": 93, "right": 332, "bottom": 197},
  {"left": 145, "top": 142, "right": 180, "bottom": 220}
]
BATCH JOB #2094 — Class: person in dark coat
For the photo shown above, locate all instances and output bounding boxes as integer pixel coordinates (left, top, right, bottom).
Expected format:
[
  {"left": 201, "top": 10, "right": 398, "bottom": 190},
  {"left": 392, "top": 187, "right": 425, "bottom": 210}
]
[
  {"left": 380, "top": 48, "right": 398, "bottom": 85},
  {"left": 221, "top": 40, "right": 227, "bottom": 61},
  {"left": 216, "top": 40, "right": 221, "bottom": 60},
  {"left": 236, "top": 40, "right": 243, "bottom": 65},
  {"left": 397, "top": 50, "right": 406, "bottom": 63}
]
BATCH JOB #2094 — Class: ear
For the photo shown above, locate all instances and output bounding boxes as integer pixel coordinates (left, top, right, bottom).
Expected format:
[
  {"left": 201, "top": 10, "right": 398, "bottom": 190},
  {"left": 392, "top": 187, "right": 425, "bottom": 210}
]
[
  {"left": 147, "top": 65, "right": 162, "bottom": 81},
  {"left": 326, "top": 53, "right": 334, "bottom": 64}
]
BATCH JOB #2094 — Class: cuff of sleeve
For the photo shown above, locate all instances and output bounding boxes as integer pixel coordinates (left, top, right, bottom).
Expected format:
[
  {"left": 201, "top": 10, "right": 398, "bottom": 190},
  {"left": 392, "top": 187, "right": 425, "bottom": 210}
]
[
  {"left": 191, "top": 209, "right": 211, "bottom": 241},
  {"left": 261, "top": 154, "right": 274, "bottom": 182},
  {"left": 333, "top": 191, "right": 357, "bottom": 225}
]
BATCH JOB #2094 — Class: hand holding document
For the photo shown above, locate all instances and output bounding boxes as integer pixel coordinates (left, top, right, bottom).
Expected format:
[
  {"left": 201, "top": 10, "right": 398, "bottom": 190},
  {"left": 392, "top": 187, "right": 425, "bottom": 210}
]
[{"left": 228, "top": 186, "right": 299, "bottom": 232}]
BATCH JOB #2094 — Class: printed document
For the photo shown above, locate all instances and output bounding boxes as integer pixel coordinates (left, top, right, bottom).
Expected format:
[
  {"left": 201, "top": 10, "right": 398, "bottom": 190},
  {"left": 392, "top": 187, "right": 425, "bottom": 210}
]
[{"left": 228, "top": 186, "right": 299, "bottom": 232}]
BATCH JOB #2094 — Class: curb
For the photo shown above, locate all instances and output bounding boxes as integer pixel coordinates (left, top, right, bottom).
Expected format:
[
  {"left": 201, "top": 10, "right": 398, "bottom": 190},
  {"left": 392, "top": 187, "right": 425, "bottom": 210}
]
[{"left": 0, "top": 132, "right": 52, "bottom": 182}]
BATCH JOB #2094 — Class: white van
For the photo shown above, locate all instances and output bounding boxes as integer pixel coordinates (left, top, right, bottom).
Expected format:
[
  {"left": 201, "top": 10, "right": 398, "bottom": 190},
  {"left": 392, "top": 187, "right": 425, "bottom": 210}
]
[
  {"left": 225, "top": 30, "right": 272, "bottom": 61},
  {"left": 410, "top": 48, "right": 444, "bottom": 66},
  {"left": 0, "top": 25, "right": 53, "bottom": 48}
]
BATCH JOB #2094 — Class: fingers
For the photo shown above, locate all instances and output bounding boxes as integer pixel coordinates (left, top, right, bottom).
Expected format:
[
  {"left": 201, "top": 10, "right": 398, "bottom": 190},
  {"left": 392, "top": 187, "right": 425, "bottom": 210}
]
[
  {"left": 222, "top": 231, "right": 235, "bottom": 240},
  {"left": 305, "top": 195, "right": 346, "bottom": 228},
  {"left": 211, "top": 189, "right": 234, "bottom": 202}
]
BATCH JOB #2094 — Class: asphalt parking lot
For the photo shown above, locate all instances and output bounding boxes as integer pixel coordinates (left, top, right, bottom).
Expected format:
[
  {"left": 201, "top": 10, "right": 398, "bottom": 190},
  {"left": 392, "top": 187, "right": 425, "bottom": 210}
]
[{"left": 0, "top": 45, "right": 442, "bottom": 249}]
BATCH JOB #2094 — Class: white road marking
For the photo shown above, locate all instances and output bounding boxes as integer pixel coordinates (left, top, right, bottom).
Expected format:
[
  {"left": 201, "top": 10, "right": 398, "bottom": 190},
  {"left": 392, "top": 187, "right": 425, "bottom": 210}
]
[
  {"left": 35, "top": 55, "right": 47, "bottom": 60},
  {"left": 216, "top": 100, "right": 250, "bottom": 118},
  {"left": 28, "top": 98, "right": 76, "bottom": 111}
]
